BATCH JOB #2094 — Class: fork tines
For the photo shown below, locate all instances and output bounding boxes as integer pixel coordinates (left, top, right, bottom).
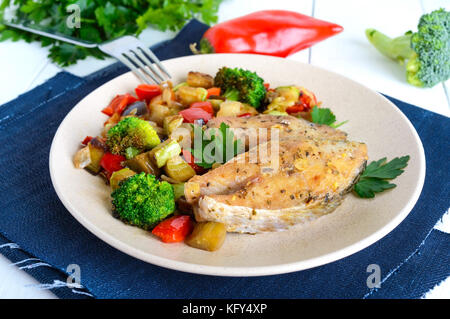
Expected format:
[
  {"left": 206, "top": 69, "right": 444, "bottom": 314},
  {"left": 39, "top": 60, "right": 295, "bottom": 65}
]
[
  {"left": 98, "top": 36, "right": 171, "bottom": 85},
  {"left": 118, "top": 46, "right": 171, "bottom": 85},
  {"left": 120, "top": 46, "right": 171, "bottom": 85}
]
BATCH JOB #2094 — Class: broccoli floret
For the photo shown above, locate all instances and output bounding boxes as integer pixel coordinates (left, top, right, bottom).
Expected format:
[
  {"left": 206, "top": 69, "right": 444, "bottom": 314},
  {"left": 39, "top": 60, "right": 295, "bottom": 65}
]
[
  {"left": 111, "top": 172, "right": 175, "bottom": 230},
  {"left": 366, "top": 8, "right": 450, "bottom": 88},
  {"left": 214, "top": 67, "right": 267, "bottom": 108},
  {"left": 106, "top": 117, "right": 160, "bottom": 156}
]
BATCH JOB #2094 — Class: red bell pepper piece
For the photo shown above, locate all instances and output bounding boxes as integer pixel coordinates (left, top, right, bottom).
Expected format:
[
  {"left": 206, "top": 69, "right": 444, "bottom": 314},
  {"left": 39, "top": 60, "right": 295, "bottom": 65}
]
[
  {"left": 263, "top": 83, "right": 270, "bottom": 89},
  {"left": 287, "top": 88, "right": 319, "bottom": 114},
  {"left": 238, "top": 113, "right": 252, "bottom": 118},
  {"left": 286, "top": 104, "right": 305, "bottom": 114},
  {"left": 299, "top": 89, "right": 318, "bottom": 110},
  {"left": 81, "top": 136, "right": 93, "bottom": 145},
  {"left": 135, "top": 84, "right": 162, "bottom": 102},
  {"left": 179, "top": 107, "right": 212, "bottom": 124},
  {"left": 101, "top": 94, "right": 138, "bottom": 116},
  {"left": 100, "top": 152, "right": 126, "bottom": 174},
  {"left": 206, "top": 87, "right": 221, "bottom": 98},
  {"left": 190, "top": 101, "right": 214, "bottom": 115},
  {"left": 195, "top": 10, "right": 343, "bottom": 58},
  {"left": 182, "top": 149, "right": 204, "bottom": 174},
  {"left": 152, "top": 215, "right": 193, "bottom": 243}
]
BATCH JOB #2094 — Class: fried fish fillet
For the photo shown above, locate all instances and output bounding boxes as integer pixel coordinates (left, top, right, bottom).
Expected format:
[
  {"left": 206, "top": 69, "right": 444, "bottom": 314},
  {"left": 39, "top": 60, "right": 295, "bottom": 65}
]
[
  {"left": 207, "top": 114, "right": 347, "bottom": 148},
  {"left": 185, "top": 137, "right": 367, "bottom": 233}
]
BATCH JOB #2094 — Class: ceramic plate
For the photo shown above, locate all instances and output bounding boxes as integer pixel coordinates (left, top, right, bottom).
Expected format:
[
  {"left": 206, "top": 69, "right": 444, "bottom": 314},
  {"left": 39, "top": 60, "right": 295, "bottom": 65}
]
[{"left": 49, "top": 54, "right": 425, "bottom": 276}]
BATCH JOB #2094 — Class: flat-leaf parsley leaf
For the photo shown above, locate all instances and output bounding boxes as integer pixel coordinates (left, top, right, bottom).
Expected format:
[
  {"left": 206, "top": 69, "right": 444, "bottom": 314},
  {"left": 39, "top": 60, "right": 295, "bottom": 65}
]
[
  {"left": 311, "top": 106, "right": 347, "bottom": 128},
  {"left": 354, "top": 156, "right": 410, "bottom": 198}
]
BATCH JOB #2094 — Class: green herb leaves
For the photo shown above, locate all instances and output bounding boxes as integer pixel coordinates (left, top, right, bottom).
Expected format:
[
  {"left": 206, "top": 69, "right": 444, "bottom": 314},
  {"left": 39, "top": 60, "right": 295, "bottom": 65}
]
[
  {"left": 0, "top": 0, "right": 222, "bottom": 66},
  {"left": 354, "top": 156, "right": 410, "bottom": 198},
  {"left": 360, "top": 156, "right": 411, "bottom": 179},
  {"left": 353, "top": 178, "right": 397, "bottom": 198},
  {"left": 137, "top": 0, "right": 221, "bottom": 33},
  {"left": 311, "top": 106, "right": 347, "bottom": 128},
  {"left": 191, "top": 122, "right": 243, "bottom": 169}
]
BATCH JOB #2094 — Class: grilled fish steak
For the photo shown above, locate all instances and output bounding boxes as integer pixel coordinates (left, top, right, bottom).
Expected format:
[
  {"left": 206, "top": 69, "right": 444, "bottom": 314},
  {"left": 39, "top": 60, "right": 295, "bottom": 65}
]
[
  {"left": 207, "top": 114, "right": 347, "bottom": 148},
  {"left": 185, "top": 137, "right": 367, "bottom": 233}
]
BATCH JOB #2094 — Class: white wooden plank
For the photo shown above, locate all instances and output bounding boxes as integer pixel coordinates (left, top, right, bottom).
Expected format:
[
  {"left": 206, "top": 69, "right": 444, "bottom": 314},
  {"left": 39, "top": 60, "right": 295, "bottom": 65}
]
[
  {"left": 0, "top": 41, "right": 50, "bottom": 105},
  {"left": 420, "top": 0, "right": 450, "bottom": 13},
  {"left": 311, "top": 0, "right": 449, "bottom": 116},
  {"left": 27, "top": 60, "right": 62, "bottom": 90},
  {"left": 443, "top": 83, "right": 450, "bottom": 113},
  {"left": 0, "top": 254, "right": 56, "bottom": 299}
]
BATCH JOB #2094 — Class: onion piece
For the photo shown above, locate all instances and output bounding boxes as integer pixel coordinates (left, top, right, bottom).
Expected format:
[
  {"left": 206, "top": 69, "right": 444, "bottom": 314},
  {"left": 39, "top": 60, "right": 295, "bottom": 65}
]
[{"left": 73, "top": 146, "right": 91, "bottom": 169}]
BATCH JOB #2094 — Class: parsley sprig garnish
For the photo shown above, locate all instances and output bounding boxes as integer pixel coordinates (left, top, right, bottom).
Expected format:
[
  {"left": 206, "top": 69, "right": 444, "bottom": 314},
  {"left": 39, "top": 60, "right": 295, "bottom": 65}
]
[
  {"left": 354, "top": 156, "right": 410, "bottom": 198},
  {"left": 311, "top": 106, "right": 348, "bottom": 128},
  {"left": 191, "top": 122, "right": 243, "bottom": 169},
  {"left": 0, "top": 0, "right": 222, "bottom": 66}
]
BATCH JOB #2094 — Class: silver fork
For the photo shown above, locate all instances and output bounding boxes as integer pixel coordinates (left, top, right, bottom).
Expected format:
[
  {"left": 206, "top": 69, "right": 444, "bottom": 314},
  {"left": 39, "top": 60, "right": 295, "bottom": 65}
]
[{"left": 3, "top": 21, "right": 171, "bottom": 84}]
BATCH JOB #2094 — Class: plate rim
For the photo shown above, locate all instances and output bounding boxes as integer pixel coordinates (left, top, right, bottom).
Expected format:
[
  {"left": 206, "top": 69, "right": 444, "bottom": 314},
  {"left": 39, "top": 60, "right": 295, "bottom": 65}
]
[{"left": 49, "top": 53, "right": 426, "bottom": 277}]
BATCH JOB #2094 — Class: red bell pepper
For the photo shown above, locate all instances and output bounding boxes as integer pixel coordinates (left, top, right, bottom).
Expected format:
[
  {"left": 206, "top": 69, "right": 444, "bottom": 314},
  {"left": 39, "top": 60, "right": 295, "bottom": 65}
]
[
  {"left": 206, "top": 87, "right": 221, "bottom": 98},
  {"left": 287, "top": 88, "right": 319, "bottom": 114},
  {"left": 286, "top": 105, "right": 305, "bottom": 114},
  {"left": 238, "top": 113, "right": 252, "bottom": 118},
  {"left": 101, "top": 94, "right": 138, "bottom": 116},
  {"left": 193, "top": 10, "right": 343, "bottom": 57},
  {"left": 135, "top": 84, "right": 162, "bottom": 102},
  {"left": 182, "top": 149, "right": 204, "bottom": 174},
  {"left": 100, "top": 152, "right": 126, "bottom": 174},
  {"left": 179, "top": 107, "right": 212, "bottom": 124},
  {"left": 190, "top": 101, "right": 214, "bottom": 115},
  {"left": 300, "top": 89, "right": 317, "bottom": 108},
  {"left": 152, "top": 215, "right": 193, "bottom": 243},
  {"left": 81, "top": 136, "right": 93, "bottom": 145}
]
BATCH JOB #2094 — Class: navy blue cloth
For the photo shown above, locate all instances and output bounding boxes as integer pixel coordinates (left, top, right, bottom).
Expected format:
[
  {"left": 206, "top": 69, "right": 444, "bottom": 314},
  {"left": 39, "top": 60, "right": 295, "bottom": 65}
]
[{"left": 0, "top": 20, "right": 449, "bottom": 299}]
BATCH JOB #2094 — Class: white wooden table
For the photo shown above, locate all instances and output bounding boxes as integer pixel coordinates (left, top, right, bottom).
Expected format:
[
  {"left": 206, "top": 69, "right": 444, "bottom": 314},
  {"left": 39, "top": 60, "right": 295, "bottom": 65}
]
[{"left": 0, "top": 0, "right": 448, "bottom": 299}]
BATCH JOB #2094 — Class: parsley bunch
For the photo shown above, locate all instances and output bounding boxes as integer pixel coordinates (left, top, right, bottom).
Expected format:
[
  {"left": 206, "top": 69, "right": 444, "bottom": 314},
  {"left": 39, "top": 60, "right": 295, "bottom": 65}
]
[
  {"left": 191, "top": 122, "right": 243, "bottom": 169},
  {"left": 0, "top": 0, "right": 222, "bottom": 66},
  {"left": 354, "top": 156, "right": 410, "bottom": 198}
]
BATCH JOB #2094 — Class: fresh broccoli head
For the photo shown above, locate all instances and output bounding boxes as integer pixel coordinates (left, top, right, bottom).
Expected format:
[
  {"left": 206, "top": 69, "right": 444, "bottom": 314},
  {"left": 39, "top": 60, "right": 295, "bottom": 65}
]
[
  {"left": 111, "top": 172, "right": 175, "bottom": 230},
  {"left": 214, "top": 67, "right": 267, "bottom": 108},
  {"left": 106, "top": 117, "right": 160, "bottom": 156},
  {"left": 366, "top": 8, "right": 450, "bottom": 88}
]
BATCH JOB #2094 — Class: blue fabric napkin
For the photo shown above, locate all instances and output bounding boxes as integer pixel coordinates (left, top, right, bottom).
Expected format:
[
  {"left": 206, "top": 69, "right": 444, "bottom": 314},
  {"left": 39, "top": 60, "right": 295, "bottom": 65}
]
[{"left": 0, "top": 19, "right": 449, "bottom": 299}]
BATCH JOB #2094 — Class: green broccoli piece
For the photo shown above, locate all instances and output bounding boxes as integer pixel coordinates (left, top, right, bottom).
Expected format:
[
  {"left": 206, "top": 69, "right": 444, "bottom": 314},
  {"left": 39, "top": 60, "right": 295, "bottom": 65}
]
[
  {"left": 106, "top": 117, "right": 160, "bottom": 156},
  {"left": 111, "top": 172, "right": 175, "bottom": 230},
  {"left": 222, "top": 88, "right": 240, "bottom": 101},
  {"left": 214, "top": 67, "right": 267, "bottom": 108},
  {"left": 365, "top": 8, "right": 450, "bottom": 88}
]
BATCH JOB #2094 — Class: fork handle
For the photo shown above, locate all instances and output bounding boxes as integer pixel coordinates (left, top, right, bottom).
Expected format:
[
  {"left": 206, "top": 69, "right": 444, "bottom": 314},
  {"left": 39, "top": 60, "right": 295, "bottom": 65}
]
[{"left": 3, "top": 22, "right": 98, "bottom": 48}]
